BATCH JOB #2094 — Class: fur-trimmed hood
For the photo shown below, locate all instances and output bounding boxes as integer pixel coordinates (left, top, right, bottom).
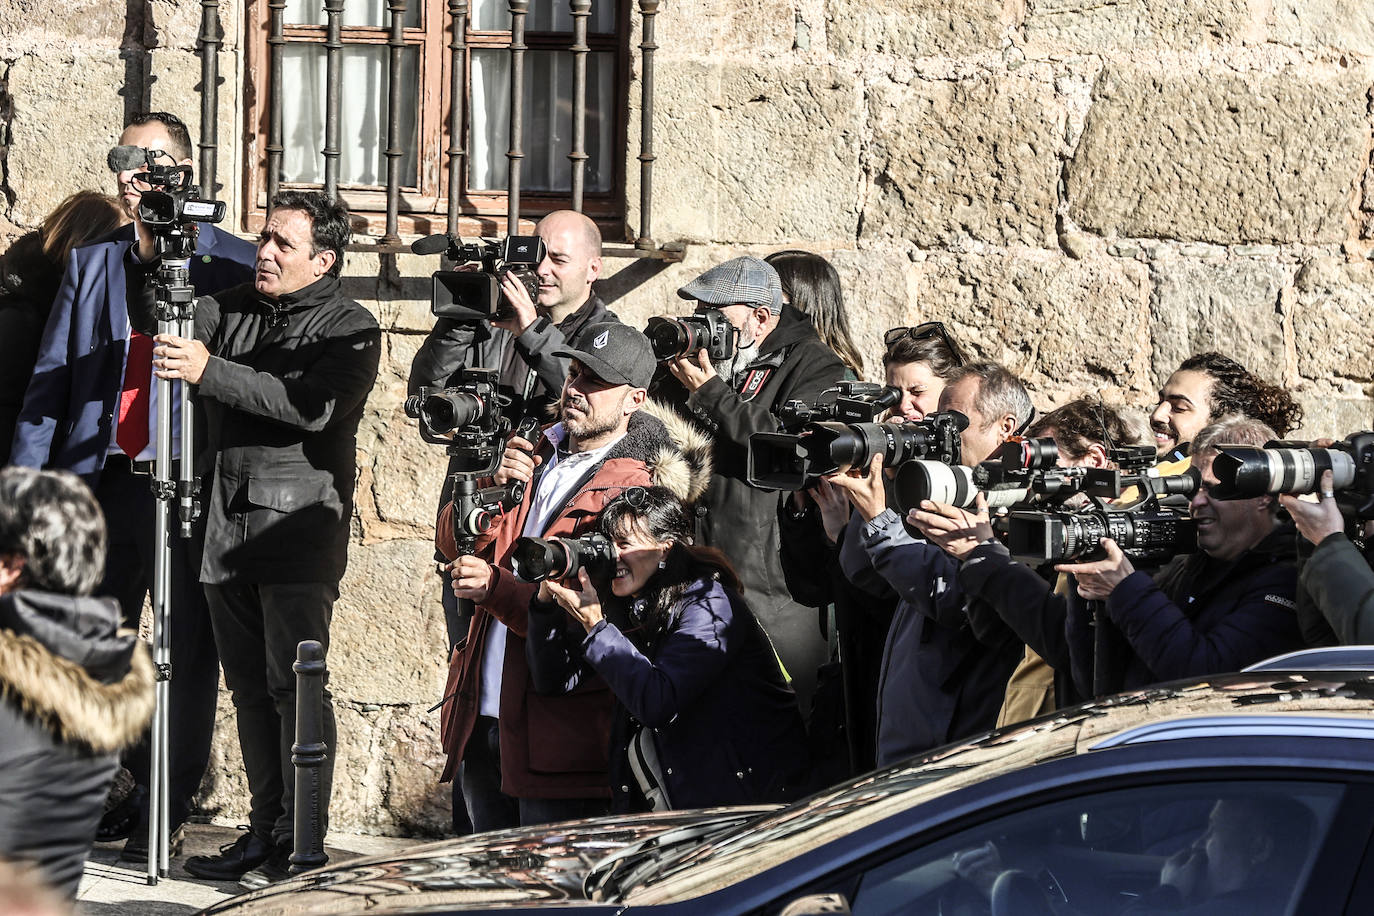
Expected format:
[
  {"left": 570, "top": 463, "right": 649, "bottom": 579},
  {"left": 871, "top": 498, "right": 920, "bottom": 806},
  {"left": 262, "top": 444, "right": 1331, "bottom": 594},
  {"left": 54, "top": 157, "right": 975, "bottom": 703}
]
[
  {"left": 598, "top": 399, "right": 713, "bottom": 504},
  {"left": 0, "top": 591, "right": 155, "bottom": 754}
]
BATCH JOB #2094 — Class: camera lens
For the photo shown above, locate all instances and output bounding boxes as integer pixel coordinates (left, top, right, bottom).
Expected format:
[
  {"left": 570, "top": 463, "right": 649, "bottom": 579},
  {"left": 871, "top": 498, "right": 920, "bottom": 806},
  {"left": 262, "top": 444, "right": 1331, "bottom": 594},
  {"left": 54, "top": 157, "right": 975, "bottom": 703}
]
[
  {"left": 511, "top": 538, "right": 573, "bottom": 583},
  {"left": 420, "top": 391, "right": 484, "bottom": 435},
  {"left": 645, "top": 317, "right": 691, "bottom": 361}
]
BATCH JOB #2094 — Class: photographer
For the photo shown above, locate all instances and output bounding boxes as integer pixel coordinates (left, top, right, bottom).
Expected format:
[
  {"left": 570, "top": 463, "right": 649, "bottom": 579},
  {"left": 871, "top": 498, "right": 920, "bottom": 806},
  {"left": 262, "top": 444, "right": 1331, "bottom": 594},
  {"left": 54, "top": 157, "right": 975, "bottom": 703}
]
[
  {"left": 526, "top": 486, "right": 808, "bottom": 811},
  {"left": 9, "top": 111, "right": 254, "bottom": 861},
  {"left": 1281, "top": 467, "right": 1374, "bottom": 646},
  {"left": 436, "top": 324, "right": 711, "bottom": 832},
  {"left": 0, "top": 467, "right": 154, "bottom": 898},
  {"left": 830, "top": 360, "right": 1031, "bottom": 765},
  {"left": 647, "top": 256, "right": 846, "bottom": 712},
  {"left": 1057, "top": 416, "right": 1304, "bottom": 696},
  {"left": 910, "top": 399, "right": 1150, "bottom": 723}
]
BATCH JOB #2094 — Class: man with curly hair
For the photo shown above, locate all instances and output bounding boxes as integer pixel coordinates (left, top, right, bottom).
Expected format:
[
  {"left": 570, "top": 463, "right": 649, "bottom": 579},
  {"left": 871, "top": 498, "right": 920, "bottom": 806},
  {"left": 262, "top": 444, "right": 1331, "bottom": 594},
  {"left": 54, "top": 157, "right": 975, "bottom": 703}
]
[{"left": 1149, "top": 351, "right": 1302, "bottom": 460}]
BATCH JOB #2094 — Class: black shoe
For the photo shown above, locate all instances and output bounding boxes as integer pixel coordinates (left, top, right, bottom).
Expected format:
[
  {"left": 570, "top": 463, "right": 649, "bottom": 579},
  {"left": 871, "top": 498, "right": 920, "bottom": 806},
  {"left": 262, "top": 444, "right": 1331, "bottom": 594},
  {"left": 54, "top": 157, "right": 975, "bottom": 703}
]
[
  {"left": 238, "top": 844, "right": 294, "bottom": 890},
  {"left": 119, "top": 823, "right": 186, "bottom": 864},
  {"left": 183, "top": 830, "right": 273, "bottom": 881},
  {"left": 95, "top": 785, "right": 144, "bottom": 844}
]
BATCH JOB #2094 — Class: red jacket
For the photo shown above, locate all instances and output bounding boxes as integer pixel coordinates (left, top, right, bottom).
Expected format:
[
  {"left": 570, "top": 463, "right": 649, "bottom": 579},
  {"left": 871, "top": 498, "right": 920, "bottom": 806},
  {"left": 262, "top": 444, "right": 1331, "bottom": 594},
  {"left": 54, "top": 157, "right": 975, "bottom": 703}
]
[{"left": 436, "top": 405, "right": 710, "bottom": 798}]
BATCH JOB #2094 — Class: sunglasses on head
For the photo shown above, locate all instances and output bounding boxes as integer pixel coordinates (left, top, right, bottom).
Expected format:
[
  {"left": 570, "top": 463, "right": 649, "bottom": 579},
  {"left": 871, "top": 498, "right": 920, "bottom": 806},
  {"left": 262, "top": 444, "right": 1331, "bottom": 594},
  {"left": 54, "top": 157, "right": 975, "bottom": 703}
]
[{"left": 883, "top": 322, "right": 965, "bottom": 367}]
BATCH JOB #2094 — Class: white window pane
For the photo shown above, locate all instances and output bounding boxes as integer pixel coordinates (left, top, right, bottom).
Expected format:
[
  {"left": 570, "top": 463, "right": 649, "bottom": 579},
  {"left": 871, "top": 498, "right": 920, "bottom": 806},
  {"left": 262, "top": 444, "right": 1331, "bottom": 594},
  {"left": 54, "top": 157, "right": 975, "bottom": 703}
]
[
  {"left": 473, "top": 1, "right": 614, "bottom": 33},
  {"left": 469, "top": 48, "right": 614, "bottom": 193},
  {"left": 280, "top": 43, "right": 420, "bottom": 187},
  {"left": 284, "top": 0, "right": 421, "bottom": 28}
]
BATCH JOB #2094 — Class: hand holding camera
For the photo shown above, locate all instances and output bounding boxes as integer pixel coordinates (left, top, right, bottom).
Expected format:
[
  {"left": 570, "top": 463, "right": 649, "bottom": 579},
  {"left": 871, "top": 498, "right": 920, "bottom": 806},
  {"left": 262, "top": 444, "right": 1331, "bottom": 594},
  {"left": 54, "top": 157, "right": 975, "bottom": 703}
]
[
  {"left": 541, "top": 568, "right": 605, "bottom": 634},
  {"left": 493, "top": 435, "right": 541, "bottom": 488},
  {"left": 1279, "top": 469, "right": 1345, "bottom": 546},
  {"left": 824, "top": 454, "right": 888, "bottom": 523},
  {"left": 1055, "top": 538, "right": 1137, "bottom": 600},
  {"left": 492, "top": 268, "right": 540, "bottom": 335},
  {"left": 907, "top": 493, "right": 994, "bottom": 561},
  {"left": 666, "top": 347, "right": 717, "bottom": 393},
  {"left": 449, "top": 554, "right": 495, "bottom": 602}
]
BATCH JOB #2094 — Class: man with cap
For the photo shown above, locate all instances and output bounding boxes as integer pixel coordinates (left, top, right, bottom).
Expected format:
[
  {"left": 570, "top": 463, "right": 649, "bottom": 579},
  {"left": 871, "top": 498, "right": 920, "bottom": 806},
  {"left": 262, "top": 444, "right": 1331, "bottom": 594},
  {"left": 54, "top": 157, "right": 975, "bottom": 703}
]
[
  {"left": 649, "top": 255, "right": 846, "bottom": 714},
  {"left": 435, "top": 322, "right": 712, "bottom": 831}
]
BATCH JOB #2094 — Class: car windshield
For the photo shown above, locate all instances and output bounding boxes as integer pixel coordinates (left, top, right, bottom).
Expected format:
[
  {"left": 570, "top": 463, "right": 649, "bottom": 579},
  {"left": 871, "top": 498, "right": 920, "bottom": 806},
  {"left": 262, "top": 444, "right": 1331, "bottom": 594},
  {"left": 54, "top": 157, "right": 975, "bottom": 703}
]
[{"left": 614, "top": 674, "right": 1374, "bottom": 906}]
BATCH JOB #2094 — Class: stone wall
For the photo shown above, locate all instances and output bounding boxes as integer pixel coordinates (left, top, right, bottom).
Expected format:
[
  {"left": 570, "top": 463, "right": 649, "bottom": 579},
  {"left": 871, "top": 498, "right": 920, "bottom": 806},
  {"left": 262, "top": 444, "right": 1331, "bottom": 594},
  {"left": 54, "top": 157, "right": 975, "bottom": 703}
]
[{"left": 2, "top": 1, "right": 1373, "bottom": 836}]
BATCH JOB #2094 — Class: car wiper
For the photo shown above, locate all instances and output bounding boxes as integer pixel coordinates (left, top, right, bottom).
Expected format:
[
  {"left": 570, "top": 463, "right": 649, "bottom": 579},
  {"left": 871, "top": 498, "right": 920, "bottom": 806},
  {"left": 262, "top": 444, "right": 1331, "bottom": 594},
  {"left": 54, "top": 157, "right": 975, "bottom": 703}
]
[{"left": 584, "top": 814, "right": 761, "bottom": 901}]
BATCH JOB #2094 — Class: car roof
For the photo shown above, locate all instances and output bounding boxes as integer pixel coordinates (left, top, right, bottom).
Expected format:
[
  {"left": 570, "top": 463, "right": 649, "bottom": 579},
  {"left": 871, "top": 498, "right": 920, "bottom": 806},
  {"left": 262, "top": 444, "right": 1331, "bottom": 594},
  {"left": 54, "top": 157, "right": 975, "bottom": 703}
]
[{"left": 621, "top": 670, "right": 1374, "bottom": 906}]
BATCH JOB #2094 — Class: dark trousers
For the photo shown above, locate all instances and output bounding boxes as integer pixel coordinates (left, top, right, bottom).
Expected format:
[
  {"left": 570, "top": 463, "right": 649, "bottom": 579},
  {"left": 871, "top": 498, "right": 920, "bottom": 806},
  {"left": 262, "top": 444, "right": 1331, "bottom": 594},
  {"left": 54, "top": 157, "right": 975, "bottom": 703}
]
[
  {"left": 205, "top": 581, "right": 337, "bottom": 847},
  {"left": 95, "top": 457, "right": 219, "bottom": 830},
  {"left": 459, "top": 716, "right": 608, "bottom": 834}
]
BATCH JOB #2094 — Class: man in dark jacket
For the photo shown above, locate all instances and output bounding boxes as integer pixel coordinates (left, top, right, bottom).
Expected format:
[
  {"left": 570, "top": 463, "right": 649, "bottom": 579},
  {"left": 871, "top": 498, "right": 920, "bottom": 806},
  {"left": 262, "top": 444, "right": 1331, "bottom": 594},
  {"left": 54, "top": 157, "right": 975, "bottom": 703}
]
[
  {"left": 1059, "top": 416, "right": 1304, "bottom": 695},
  {"left": 9, "top": 112, "right": 255, "bottom": 860},
  {"left": 648, "top": 256, "right": 846, "bottom": 712},
  {"left": 0, "top": 467, "right": 154, "bottom": 898},
  {"left": 144, "top": 191, "right": 380, "bottom": 886}
]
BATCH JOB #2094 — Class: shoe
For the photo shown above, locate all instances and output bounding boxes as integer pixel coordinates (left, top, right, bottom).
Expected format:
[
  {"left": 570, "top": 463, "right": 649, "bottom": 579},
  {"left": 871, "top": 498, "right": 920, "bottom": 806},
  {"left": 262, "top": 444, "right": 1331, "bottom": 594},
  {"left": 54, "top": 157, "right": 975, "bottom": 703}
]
[
  {"left": 183, "top": 830, "right": 273, "bottom": 881},
  {"left": 95, "top": 784, "right": 144, "bottom": 844},
  {"left": 119, "top": 823, "right": 186, "bottom": 864},
  {"left": 238, "top": 844, "right": 294, "bottom": 890}
]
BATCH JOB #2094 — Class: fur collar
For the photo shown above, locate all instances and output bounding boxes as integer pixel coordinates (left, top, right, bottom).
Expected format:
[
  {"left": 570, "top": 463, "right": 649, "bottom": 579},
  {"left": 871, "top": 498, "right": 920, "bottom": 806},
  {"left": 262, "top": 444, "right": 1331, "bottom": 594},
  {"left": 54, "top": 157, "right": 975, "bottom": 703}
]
[{"left": 0, "top": 629, "right": 155, "bottom": 754}]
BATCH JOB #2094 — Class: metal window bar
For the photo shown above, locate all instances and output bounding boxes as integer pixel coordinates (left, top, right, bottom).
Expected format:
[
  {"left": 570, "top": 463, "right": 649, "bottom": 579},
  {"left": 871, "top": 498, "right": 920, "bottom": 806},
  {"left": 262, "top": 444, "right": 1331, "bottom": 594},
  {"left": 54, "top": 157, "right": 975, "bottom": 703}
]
[
  {"left": 507, "top": 0, "right": 528, "bottom": 234},
  {"left": 448, "top": 0, "right": 470, "bottom": 229},
  {"left": 267, "top": 0, "right": 287, "bottom": 203},
  {"left": 568, "top": 0, "right": 590, "bottom": 211},
  {"left": 382, "top": 0, "right": 408, "bottom": 243},
  {"left": 322, "top": 0, "right": 345, "bottom": 198},
  {"left": 636, "top": 0, "right": 659, "bottom": 248},
  {"left": 197, "top": 0, "right": 221, "bottom": 199}
]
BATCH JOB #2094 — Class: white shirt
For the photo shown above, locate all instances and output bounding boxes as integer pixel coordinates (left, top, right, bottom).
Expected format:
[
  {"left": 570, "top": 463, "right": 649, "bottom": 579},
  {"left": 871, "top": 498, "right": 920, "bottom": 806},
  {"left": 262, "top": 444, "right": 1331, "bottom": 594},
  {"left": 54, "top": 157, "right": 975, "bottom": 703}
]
[{"left": 478, "top": 424, "right": 625, "bottom": 719}]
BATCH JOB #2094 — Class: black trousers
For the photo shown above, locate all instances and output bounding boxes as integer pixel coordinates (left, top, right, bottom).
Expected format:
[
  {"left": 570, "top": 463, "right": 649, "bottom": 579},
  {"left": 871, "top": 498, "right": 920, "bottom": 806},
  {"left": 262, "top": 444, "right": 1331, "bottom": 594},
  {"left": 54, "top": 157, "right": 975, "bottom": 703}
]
[
  {"left": 95, "top": 457, "right": 219, "bottom": 830},
  {"left": 205, "top": 581, "right": 337, "bottom": 847}
]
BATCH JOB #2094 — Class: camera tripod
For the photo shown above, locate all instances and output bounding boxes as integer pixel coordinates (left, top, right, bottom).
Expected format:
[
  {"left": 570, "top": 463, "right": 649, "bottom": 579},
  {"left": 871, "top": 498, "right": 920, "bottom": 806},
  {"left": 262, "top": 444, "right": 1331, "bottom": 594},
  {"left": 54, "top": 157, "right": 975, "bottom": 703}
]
[{"left": 144, "top": 230, "right": 201, "bottom": 885}]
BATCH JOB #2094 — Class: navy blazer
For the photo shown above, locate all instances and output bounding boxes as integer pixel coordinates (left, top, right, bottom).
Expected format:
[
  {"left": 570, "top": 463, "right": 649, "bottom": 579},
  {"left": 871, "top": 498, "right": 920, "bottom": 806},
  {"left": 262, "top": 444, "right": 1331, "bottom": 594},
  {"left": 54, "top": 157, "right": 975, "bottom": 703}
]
[{"left": 9, "top": 223, "right": 255, "bottom": 482}]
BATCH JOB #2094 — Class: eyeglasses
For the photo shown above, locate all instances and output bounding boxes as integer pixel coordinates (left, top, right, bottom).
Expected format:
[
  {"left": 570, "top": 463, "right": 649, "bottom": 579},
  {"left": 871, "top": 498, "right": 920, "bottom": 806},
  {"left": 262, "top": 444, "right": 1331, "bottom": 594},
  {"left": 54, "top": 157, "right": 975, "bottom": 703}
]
[{"left": 883, "top": 322, "right": 965, "bottom": 367}]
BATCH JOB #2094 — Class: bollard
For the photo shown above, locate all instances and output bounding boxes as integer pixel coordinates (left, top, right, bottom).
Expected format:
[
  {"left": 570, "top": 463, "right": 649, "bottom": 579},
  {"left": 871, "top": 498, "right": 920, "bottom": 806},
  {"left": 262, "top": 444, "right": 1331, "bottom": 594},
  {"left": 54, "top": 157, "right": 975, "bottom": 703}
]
[{"left": 291, "top": 640, "right": 329, "bottom": 875}]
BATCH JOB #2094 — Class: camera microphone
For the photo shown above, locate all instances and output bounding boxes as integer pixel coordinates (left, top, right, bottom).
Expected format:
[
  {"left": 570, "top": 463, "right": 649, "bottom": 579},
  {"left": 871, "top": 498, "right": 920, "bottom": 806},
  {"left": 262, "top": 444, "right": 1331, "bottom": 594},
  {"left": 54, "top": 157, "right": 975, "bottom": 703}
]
[{"left": 411, "top": 233, "right": 454, "bottom": 256}]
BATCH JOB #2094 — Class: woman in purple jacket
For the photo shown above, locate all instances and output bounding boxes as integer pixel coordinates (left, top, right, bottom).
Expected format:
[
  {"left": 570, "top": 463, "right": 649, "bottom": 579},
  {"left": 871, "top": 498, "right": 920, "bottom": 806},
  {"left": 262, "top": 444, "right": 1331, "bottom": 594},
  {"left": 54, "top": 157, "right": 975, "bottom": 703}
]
[{"left": 528, "top": 487, "right": 810, "bottom": 812}]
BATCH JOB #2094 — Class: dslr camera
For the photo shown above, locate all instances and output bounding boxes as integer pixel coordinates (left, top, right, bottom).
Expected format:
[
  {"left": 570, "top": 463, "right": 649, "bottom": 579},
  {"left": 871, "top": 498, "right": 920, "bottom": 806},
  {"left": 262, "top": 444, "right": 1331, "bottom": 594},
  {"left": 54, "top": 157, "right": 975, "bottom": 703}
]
[
  {"left": 411, "top": 233, "right": 548, "bottom": 323},
  {"left": 645, "top": 308, "right": 736, "bottom": 362},
  {"left": 511, "top": 533, "right": 616, "bottom": 583},
  {"left": 404, "top": 367, "right": 512, "bottom": 476},
  {"left": 747, "top": 382, "right": 965, "bottom": 491},
  {"left": 1210, "top": 432, "right": 1374, "bottom": 519}
]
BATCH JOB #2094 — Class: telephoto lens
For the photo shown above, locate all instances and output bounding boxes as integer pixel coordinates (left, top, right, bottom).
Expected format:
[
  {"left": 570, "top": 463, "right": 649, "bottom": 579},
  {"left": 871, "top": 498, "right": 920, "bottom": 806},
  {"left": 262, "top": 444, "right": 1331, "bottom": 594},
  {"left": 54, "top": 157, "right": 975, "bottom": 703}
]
[
  {"left": 1210, "top": 445, "right": 1357, "bottom": 500},
  {"left": 416, "top": 390, "right": 486, "bottom": 436}
]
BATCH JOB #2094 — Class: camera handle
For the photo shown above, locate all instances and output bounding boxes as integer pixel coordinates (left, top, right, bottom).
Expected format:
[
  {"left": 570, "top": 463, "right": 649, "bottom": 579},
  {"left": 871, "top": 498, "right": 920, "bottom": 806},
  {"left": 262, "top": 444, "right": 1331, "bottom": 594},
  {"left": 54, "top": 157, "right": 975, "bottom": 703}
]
[
  {"left": 144, "top": 251, "right": 199, "bottom": 885},
  {"left": 447, "top": 472, "right": 531, "bottom": 620}
]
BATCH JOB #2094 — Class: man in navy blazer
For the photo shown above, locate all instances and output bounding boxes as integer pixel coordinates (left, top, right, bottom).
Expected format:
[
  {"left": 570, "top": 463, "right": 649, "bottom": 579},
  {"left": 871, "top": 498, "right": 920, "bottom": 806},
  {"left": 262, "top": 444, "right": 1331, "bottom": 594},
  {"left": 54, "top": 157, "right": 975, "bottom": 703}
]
[{"left": 9, "top": 111, "right": 255, "bottom": 860}]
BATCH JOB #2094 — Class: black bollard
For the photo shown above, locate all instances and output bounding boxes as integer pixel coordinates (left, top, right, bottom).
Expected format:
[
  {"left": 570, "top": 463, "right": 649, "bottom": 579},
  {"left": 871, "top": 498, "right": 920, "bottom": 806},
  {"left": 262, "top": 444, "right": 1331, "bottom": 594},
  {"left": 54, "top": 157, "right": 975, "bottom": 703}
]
[{"left": 291, "top": 639, "right": 329, "bottom": 875}]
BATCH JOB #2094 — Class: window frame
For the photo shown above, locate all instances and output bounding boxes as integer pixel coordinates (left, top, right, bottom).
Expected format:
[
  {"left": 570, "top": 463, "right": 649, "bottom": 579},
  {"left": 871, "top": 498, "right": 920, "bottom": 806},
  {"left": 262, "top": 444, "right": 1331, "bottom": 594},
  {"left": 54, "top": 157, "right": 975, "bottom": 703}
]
[{"left": 241, "top": 0, "right": 631, "bottom": 239}]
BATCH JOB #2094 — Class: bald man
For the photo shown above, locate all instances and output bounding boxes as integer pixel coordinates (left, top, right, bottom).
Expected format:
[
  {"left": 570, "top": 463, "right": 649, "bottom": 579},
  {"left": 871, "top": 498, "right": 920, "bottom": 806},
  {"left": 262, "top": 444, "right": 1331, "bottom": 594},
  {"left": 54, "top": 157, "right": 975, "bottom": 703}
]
[{"left": 408, "top": 211, "right": 621, "bottom": 831}]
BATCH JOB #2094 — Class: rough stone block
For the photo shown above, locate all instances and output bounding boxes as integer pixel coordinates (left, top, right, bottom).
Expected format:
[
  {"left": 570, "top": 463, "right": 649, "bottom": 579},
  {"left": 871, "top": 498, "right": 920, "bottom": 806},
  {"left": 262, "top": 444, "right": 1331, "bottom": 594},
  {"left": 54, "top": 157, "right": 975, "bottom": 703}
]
[
  {"left": 361, "top": 403, "right": 449, "bottom": 534},
  {"left": 1148, "top": 257, "right": 1292, "bottom": 385},
  {"left": 0, "top": 1, "right": 126, "bottom": 54},
  {"left": 1067, "top": 63, "right": 1370, "bottom": 245},
  {"left": 658, "top": 0, "right": 797, "bottom": 59},
  {"left": 329, "top": 537, "right": 449, "bottom": 707},
  {"left": 907, "top": 249, "right": 1153, "bottom": 402},
  {"left": 1024, "top": 0, "right": 1255, "bottom": 52},
  {"left": 644, "top": 60, "right": 721, "bottom": 244},
  {"left": 1293, "top": 391, "right": 1374, "bottom": 440},
  {"left": 826, "top": 0, "right": 1008, "bottom": 58},
  {"left": 863, "top": 74, "right": 1065, "bottom": 249},
  {"left": 1270, "top": 1, "right": 1374, "bottom": 56},
  {"left": 1292, "top": 261, "right": 1374, "bottom": 385},
  {"left": 7, "top": 52, "right": 127, "bottom": 227}
]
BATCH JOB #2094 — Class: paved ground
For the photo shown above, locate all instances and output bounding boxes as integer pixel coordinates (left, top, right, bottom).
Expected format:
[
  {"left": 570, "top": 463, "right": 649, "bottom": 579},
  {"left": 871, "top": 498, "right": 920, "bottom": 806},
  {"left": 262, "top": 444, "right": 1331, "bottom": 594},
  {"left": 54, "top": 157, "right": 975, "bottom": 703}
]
[{"left": 76, "top": 822, "right": 426, "bottom": 915}]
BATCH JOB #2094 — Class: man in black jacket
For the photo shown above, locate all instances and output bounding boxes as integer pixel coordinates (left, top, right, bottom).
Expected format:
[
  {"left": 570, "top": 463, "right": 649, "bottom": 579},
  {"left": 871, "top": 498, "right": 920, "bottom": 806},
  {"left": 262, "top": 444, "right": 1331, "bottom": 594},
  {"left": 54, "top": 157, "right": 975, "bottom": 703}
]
[
  {"left": 144, "top": 191, "right": 381, "bottom": 886},
  {"left": 0, "top": 467, "right": 154, "bottom": 898},
  {"left": 649, "top": 256, "right": 846, "bottom": 711}
]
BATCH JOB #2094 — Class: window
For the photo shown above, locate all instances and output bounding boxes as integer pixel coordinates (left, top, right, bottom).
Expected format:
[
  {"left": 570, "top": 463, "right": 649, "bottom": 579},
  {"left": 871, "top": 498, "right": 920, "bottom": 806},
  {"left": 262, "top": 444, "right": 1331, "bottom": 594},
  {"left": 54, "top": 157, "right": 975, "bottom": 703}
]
[{"left": 244, "top": 0, "right": 628, "bottom": 237}]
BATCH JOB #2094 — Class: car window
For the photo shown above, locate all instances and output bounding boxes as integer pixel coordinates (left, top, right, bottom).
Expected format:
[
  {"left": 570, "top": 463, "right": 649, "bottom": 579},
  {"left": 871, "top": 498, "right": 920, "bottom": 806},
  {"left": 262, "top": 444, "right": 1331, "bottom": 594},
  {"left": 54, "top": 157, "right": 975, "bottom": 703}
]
[{"left": 850, "top": 780, "right": 1342, "bottom": 916}]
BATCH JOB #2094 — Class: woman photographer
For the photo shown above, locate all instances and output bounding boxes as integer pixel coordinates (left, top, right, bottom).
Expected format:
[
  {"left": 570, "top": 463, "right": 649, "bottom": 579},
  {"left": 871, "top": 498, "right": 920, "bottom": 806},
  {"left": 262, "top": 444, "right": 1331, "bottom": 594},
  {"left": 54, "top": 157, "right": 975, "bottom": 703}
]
[{"left": 527, "top": 486, "right": 809, "bottom": 812}]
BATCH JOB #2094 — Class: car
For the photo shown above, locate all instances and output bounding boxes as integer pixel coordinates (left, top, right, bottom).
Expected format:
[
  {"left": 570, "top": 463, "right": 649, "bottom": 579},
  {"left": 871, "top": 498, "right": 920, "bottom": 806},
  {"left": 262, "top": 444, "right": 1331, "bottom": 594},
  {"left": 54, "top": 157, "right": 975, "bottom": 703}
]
[{"left": 205, "top": 657, "right": 1374, "bottom": 915}]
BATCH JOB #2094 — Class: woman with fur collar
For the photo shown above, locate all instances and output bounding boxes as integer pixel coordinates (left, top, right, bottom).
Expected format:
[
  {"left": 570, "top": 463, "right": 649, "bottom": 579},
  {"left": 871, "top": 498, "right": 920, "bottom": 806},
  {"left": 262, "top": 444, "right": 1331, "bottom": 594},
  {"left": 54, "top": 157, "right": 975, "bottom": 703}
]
[{"left": 0, "top": 468, "right": 154, "bottom": 897}]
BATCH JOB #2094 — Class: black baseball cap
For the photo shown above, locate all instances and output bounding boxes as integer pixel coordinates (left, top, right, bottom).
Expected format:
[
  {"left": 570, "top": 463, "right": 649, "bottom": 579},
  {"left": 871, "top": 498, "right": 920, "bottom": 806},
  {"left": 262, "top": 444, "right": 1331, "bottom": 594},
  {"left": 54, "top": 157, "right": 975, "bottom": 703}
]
[{"left": 552, "top": 322, "right": 656, "bottom": 389}]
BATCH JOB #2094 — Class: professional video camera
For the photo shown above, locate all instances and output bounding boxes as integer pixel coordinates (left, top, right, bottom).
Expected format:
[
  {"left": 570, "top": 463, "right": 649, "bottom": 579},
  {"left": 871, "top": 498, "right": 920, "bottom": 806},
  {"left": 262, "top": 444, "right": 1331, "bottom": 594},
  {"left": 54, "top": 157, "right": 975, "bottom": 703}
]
[
  {"left": 645, "top": 308, "right": 736, "bottom": 362},
  {"left": 747, "top": 382, "right": 965, "bottom": 491},
  {"left": 107, "top": 145, "right": 226, "bottom": 260},
  {"left": 410, "top": 232, "right": 548, "bottom": 322},
  {"left": 1210, "top": 432, "right": 1374, "bottom": 519},
  {"left": 1003, "top": 506, "right": 1197, "bottom": 565},
  {"left": 511, "top": 533, "right": 616, "bottom": 583}
]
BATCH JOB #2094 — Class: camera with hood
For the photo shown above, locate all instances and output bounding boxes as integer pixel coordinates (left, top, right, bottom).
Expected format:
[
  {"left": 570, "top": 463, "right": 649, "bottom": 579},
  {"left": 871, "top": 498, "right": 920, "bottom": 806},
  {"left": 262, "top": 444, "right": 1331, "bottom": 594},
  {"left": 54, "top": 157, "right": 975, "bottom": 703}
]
[
  {"left": 511, "top": 533, "right": 616, "bottom": 583},
  {"left": 108, "top": 144, "right": 225, "bottom": 260},
  {"left": 645, "top": 308, "right": 736, "bottom": 362},
  {"left": 1210, "top": 432, "right": 1374, "bottom": 519},
  {"left": 410, "top": 233, "right": 548, "bottom": 323},
  {"left": 747, "top": 382, "right": 966, "bottom": 491}
]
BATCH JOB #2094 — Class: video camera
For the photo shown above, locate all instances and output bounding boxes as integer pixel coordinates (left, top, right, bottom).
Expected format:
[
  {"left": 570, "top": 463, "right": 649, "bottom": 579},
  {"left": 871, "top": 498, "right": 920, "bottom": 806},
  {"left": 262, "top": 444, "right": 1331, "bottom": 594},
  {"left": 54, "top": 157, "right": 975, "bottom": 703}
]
[
  {"left": 109, "top": 145, "right": 225, "bottom": 260},
  {"left": 511, "top": 532, "right": 616, "bottom": 584},
  {"left": 645, "top": 308, "right": 736, "bottom": 362},
  {"left": 1210, "top": 432, "right": 1374, "bottom": 519},
  {"left": 746, "top": 382, "right": 965, "bottom": 491},
  {"left": 1003, "top": 506, "right": 1197, "bottom": 565},
  {"left": 411, "top": 233, "right": 548, "bottom": 322}
]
